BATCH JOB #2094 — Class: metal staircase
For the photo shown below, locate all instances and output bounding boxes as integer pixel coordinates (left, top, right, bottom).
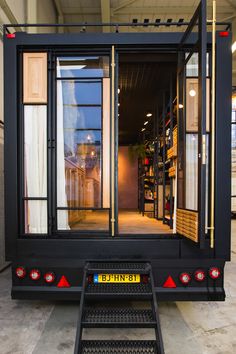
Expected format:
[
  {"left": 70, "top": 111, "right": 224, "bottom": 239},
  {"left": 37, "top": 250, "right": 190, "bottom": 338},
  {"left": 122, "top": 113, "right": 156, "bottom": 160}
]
[{"left": 74, "top": 262, "right": 165, "bottom": 354}]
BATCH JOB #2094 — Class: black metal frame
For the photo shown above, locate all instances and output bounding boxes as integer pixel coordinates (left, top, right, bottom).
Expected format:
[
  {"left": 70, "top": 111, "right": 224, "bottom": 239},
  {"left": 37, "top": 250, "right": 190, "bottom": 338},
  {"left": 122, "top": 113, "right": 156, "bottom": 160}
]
[
  {"left": 3, "top": 18, "right": 232, "bottom": 301},
  {"left": 3, "top": 20, "right": 231, "bottom": 33}
]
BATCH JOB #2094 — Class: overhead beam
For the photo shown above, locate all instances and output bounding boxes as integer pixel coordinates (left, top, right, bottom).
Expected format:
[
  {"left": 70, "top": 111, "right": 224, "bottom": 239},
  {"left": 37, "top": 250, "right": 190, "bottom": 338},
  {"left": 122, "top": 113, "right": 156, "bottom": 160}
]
[
  {"left": 53, "top": 0, "right": 63, "bottom": 16},
  {"left": 101, "top": 0, "right": 110, "bottom": 32},
  {"left": 0, "top": 0, "right": 21, "bottom": 32},
  {"left": 53, "top": 0, "right": 65, "bottom": 33},
  {"left": 113, "top": 0, "right": 137, "bottom": 13},
  {"left": 27, "top": 0, "right": 37, "bottom": 33}
]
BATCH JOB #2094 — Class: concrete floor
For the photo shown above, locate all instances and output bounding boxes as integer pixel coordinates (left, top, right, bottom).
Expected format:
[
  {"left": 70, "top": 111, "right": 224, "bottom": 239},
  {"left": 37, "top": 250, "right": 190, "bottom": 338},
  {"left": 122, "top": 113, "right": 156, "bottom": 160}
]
[{"left": 0, "top": 222, "right": 235, "bottom": 354}]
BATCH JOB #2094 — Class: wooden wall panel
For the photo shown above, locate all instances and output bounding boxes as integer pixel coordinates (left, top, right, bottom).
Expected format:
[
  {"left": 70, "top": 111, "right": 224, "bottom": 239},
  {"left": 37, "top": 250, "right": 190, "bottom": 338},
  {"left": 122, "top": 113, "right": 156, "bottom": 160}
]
[
  {"left": 23, "top": 53, "right": 47, "bottom": 103},
  {"left": 176, "top": 208, "right": 198, "bottom": 242}
]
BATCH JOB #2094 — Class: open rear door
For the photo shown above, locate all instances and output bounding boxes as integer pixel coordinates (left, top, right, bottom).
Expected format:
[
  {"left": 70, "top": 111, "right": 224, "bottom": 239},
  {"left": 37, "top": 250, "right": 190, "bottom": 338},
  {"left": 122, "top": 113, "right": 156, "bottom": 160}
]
[{"left": 176, "top": 0, "right": 208, "bottom": 248}]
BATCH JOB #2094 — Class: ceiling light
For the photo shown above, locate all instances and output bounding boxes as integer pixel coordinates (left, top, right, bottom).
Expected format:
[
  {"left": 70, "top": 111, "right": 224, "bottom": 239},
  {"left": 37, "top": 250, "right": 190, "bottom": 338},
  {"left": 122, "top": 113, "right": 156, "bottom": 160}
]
[
  {"left": 144, "top": 121, "right": 149, "bottom": 125},
  {"left": 232, "top": 41, "right": 236, "bottom": 53},
  {"left": 141, "top": 128, "right": 146, "bottom": 132},
  {"left": 146, "top": 113, "right": 152, "bottom": 117},
  {"left": 179, "top": 104, "right": 184, "bottom": 109},
  {"left": 189, "top": 89, "right": 196, "bottom": 97},
  {"left": 118, "top": 103, "right": 120, "bottom": 106},
  {"left": 118, "top": 88, "right": 120, "bottom": 94}
]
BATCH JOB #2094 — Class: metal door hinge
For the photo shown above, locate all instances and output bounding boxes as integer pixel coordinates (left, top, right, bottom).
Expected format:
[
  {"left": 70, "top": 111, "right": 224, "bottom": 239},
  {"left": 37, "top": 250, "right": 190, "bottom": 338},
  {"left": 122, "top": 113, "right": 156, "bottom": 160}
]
[{"left": 202, "top": 134, "right": 206, "bottom": 165}]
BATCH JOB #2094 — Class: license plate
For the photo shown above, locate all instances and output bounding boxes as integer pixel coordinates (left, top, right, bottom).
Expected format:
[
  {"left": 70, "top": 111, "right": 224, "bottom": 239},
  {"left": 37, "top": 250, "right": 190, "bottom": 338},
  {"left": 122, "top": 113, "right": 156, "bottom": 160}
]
[{"left": 93, "top": 273, "right": 140, "bottom": 283}]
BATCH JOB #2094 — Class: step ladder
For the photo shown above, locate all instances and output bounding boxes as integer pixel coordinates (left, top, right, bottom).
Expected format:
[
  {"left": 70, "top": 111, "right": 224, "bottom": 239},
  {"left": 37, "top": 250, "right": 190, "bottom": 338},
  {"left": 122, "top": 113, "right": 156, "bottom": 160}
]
[{"left": 74, "top": 262, "right": 165, "bottom": 354}]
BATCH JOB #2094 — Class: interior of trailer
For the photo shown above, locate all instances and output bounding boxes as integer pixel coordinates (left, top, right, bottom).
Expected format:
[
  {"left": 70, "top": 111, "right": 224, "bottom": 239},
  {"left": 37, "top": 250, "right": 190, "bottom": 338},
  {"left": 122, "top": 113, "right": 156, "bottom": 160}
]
[{"left": 118, "top": 53, "right": 177, "bottom": 234}]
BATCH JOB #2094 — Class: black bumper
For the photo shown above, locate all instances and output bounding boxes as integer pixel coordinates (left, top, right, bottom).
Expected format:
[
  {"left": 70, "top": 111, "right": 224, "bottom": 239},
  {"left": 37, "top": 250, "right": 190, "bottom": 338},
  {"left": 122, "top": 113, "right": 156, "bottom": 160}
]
[{"left": 12, "top": 285, "right": 225, "bottom": 301}]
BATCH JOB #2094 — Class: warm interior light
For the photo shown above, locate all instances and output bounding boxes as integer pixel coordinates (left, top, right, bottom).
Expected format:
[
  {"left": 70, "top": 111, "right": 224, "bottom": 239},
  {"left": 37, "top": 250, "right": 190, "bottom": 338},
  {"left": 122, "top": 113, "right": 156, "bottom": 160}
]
[
  {"left": 232, "top": 94, "right": 236, "bottom": 109},
  {"left": 144, "top": 121, "right": 149, "bottom": 125},
  {"left": 232, "top": 41, "right": 236, "bottom": 53},
  {"left": 118, "top": 88, "right": 120, "bottom": 94},
  {"left": 141, "top": 128, "right": 146, "bottom": 132},
  {"left": 189, "top": 89, "right": 196, "bottom": 97},
  {"left": 146, "top": 113, "right": 152, "bottom": 117},
  {"left": 179, "top": 104, "right": 184, "bottom": 109}
]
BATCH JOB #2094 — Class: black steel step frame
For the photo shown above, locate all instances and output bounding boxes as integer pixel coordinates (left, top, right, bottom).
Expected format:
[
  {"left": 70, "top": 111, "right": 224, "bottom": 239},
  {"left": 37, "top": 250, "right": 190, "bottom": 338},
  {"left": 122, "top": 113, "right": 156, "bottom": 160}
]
[{"left": 74, "top": 262, "right": 165, "bottom": 354}]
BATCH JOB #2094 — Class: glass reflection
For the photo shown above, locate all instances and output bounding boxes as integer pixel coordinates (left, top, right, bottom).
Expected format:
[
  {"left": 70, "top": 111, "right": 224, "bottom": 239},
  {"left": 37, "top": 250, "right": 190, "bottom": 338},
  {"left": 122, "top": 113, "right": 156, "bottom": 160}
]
[
  {"left": 57, "top": 80, "right": 102, "bottom": 210},
  {"left": 61, "top": 80, "right": 101, "bottom": 105},
  {"left": 57, "top": 56, "right": 109, "bottom": 78},
  {"left": 63, "top": 106, "right": 101, "bottom": 129}
]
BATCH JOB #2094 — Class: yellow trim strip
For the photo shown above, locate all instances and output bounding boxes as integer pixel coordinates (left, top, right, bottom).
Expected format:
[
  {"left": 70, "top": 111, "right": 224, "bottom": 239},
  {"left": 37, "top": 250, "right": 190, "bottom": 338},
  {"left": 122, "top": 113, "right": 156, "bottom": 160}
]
[{"left": 111, "top": 45, "right": 115, "bottom": 236}]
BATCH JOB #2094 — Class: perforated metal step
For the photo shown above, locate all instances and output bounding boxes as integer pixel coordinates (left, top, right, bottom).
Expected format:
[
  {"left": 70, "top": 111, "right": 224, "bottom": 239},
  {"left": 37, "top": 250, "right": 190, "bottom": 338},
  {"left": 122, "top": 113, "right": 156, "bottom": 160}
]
[
  {"left": 86, "top": 283, "right": 152, "bottom": 298},
  {"left": 81, "top": 340, "right": 158, "bottom": 353},
  {"left": 82, "top": 307, "right": 156, "bottom": 327},
  {"left": 87, "top": 262, "right": 150, "bottom": 274}
]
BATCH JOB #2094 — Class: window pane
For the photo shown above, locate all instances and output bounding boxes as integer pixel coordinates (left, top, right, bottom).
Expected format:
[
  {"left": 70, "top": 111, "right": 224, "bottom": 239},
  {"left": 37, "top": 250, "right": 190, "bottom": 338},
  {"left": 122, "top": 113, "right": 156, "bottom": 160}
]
[
  {"left": 57, "top": 210, "right": 109, "bottom": 231},
  {"left": 62, "top": 131, "right": 101, "bottom": 208},
  {"left": 61, "top": 80, "right": 101, "bottom": 105},
  {"left": 186, "top": 52, "right": 209, "bottom": 77},
  {"left": 185, "top": 134, "right": 198, "bottom": 210},
  {"left": 24, "top": 106, "right": 47, "bottom": 197},
  {"left": 186, "top": 78, "right": 210, "bottom": 132},
  {"left": 57, "top": 56, "right": 109, "bottom": 78},
  {"left": 57, "top": 83, "right": 102, "bottom": 209},
  {"left": 25, "top": 200, "right": 47, "bottom": 233},
  {"left": 63, "top": 106, "right": 101, "bottom": 129}
]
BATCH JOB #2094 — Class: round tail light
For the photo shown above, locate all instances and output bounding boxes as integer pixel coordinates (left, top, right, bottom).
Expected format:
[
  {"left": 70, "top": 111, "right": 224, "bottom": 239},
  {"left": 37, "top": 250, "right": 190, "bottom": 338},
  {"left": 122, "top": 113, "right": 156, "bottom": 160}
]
[
  {"left": 194, "top": 269, "right": 205, "bottom": 282},
  {"left": 15, "top": 266, "right": 26, "bottom": 279},
  {"left": 29, "top": 269, "right": 41, "bottom": 281},
  {"left": 179, "top": 272, "right": 191, "bottom": 285},
  {"left": 44, "top": 272, "right": 55, "bottom": 284},
  {"left": 209, "top": 267, "right": 221, "bottom": 279}
]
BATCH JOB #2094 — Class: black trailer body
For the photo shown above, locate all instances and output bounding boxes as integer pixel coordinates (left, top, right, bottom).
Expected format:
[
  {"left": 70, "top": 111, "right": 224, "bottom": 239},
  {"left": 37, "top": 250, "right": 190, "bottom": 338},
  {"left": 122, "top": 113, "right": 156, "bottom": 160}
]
[{"left": 3, "top": 21, "right": 231, "bottom": 301}]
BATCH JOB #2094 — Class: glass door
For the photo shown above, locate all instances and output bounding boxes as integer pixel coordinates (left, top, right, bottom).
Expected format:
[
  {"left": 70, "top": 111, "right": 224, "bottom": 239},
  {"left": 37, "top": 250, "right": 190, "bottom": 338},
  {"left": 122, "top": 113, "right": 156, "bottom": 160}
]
[
  {"left": 55, "top": 54, "right": 112, "bottom": 233},
  {"left": 176, "top": 0, "right": 208, "bottom": 247}
]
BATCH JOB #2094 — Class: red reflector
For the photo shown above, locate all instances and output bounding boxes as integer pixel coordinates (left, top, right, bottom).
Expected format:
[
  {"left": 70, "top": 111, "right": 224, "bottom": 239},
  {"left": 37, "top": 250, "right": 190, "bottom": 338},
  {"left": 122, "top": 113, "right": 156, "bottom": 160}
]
[
  {"left": 6, "top": 33, "right": 15, "bottom": 38},
  {"left": 29, "top": 269, "right": 41, "bottom": 281},
  {"left": 179, "top": 272, "right": 191, "bottom": 285},
  {"left": 194, "top": 269, "right": 205, "bottom": 282},
  {"left": 209, "top": 267, "right": 221, "bottom": 279},
  {"left": 219, "top": 31, "right": 229, "bottom": 37},
  {"left": 163, "top": 275, "right": 177, "bottom": 288},
  {"left": 44, "top": 272, "right": 55, "bottom": 284},
  {"left": 15, "top": 266, "right": 26, "bottom": 279},
  {"left": 57, "top": 275, "right": 70, "bottom": 288}
]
